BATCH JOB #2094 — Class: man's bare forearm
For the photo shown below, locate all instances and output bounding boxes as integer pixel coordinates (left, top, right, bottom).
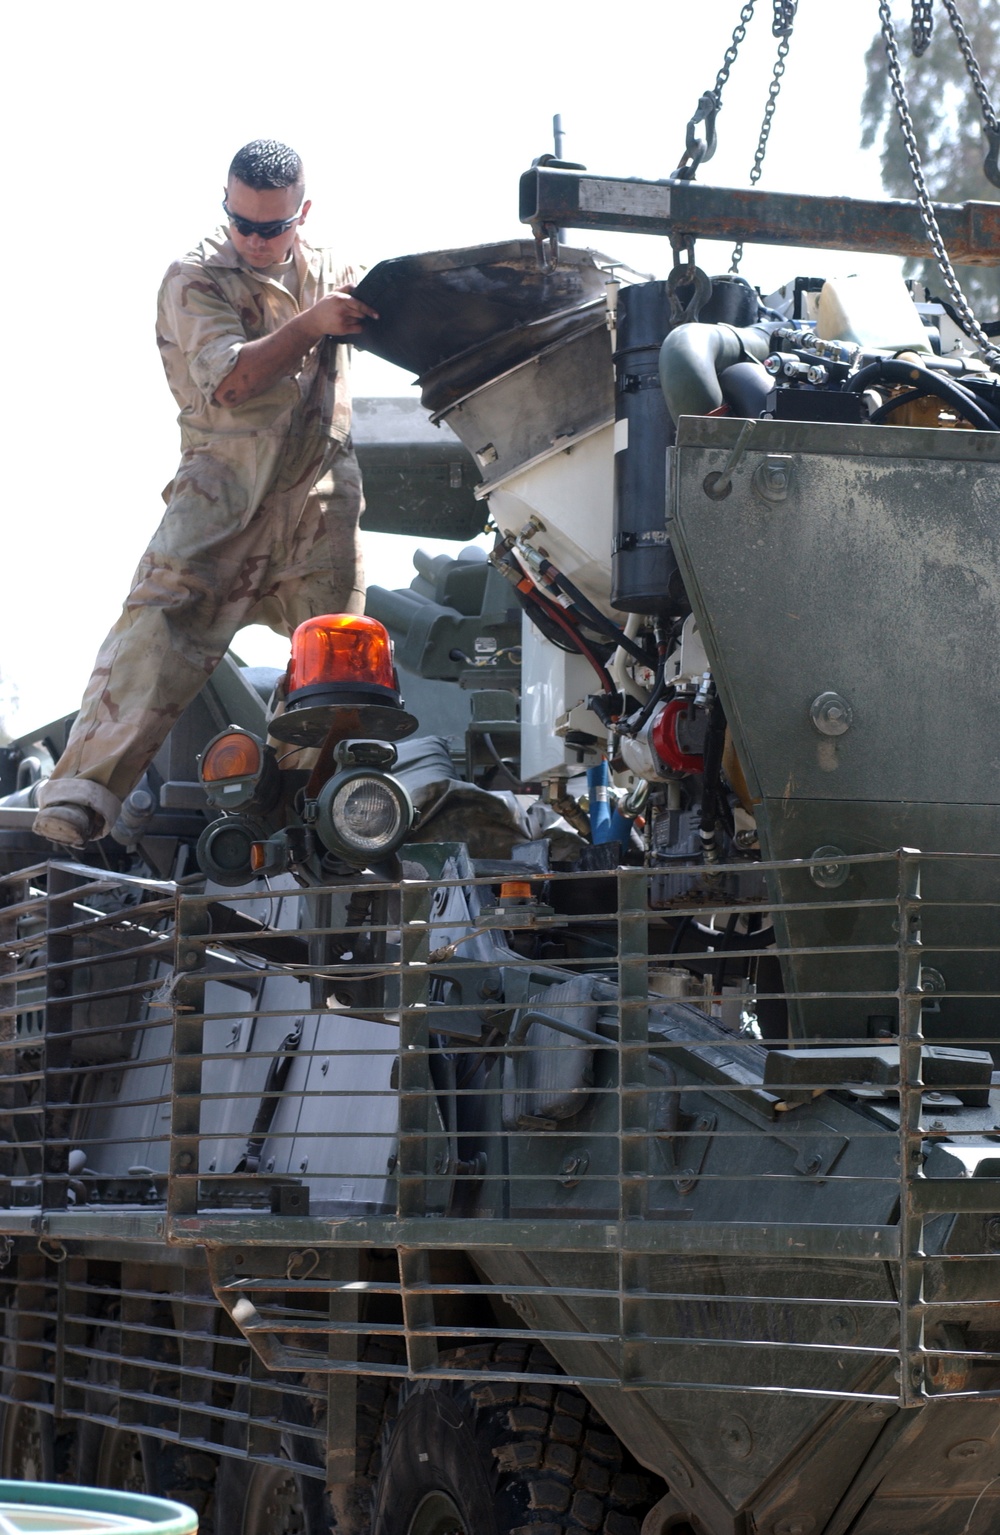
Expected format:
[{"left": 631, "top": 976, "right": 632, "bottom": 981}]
[
  {"left": 212, "top": 289, "right": 377, "bottom": 408},
  {"left": 212, "top": 313, "right": 321, "bottom": 407}
]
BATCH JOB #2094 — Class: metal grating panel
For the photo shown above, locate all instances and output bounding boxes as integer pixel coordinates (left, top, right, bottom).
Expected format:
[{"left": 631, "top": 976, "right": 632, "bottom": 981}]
[{"left": 3, "top": 850, "right": 1000, "bottom": 1412}]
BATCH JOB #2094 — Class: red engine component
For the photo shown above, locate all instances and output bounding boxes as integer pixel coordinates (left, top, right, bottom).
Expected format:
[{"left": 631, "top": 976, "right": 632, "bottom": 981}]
[{"left": 651, "top": 698, "right": 705, "bottom": 774}]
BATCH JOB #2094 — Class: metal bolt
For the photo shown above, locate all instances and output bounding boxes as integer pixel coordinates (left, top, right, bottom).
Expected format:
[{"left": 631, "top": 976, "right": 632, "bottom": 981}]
[
  {"left": 810, "top": 846, "right": 850, "bottom": 889},
  {"left": 920, "top": 967, "right": 946, "bottom": 995},
  {"left": 433, "top": 1151, "right": 452, "bottom": 1176},
  {"left": 810, "top": 691, "right": 853, "bottom": 736},
  {"left": 298, "top": 1158, "right": 309, "bottom": 1173},
  {"left": 386, "top": 1154, "right": 398, "bottom": 1174},
  {"left": 752, "top": 455, "right": 793, "bottom": 502},
  {"left": 558, "top": 1151, "right": 590, "bottom": 1187}
]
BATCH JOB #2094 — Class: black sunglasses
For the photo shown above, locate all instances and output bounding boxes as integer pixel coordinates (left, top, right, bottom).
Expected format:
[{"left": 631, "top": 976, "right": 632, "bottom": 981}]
[{"left": 223, "top": 200, "right": 302, "bottom": 240}]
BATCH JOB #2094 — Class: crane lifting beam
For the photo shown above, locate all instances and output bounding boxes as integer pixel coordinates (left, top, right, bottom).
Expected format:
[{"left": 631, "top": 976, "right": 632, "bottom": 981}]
[{"left": 519, "top": 163, "right": 1000, "bottom": 264}]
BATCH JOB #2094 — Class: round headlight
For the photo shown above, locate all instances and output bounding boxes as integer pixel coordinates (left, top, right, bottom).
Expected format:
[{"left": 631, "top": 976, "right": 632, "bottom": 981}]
[{"left": 314, "top": 770, "right": 413, "bottom": 863}]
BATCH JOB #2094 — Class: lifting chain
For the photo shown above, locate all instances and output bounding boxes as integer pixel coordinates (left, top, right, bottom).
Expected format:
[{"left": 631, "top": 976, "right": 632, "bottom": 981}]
[
  {"left": 878, "top": 1, "right": 1000, "bottom": 366},
  {"left": 772, "top": 0, "right": 796, "bottom": 36},
  {"left": 730, "top": 1, "right": 799, "bottom": 272},
  {"left": 939, "top": 0, "right": 1000, "bottom": 186},
  {"left": 911, "top": 0, "right": 934, "bottom": 56},
  {"left": 673, "top": 2, "right": 757, "bottom": 181}
]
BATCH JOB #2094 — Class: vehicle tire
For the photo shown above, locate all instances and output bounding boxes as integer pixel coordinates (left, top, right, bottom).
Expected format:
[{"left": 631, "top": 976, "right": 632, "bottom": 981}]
[
  {"left": 0, "top": 1402, "right": 56, "bottom": 1481},
  {"left": 215, "top": 1453, "right": 321, "bottom": 1535},
  {"left": 371, "top": 1344, "right": 658, "bottom": 1535},
  {"left": 94, "top": 1424, "right": 147, "bottom": 1492},
  {"left": 214, "top": 1339, "right": 400, "bottom": 1535},
  {"left": 213, "top": 1381, "right": 328, "bottom": 1535},
  {"left": 74, "top": 1320, "right": 218, "bottom": 1532}
]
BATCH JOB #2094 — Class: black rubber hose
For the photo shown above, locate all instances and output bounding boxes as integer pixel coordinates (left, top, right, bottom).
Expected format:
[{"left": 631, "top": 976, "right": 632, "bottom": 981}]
[
  {"left": 956, "top": 377, "right": 1000, "bottom": 428},
  {"left": 848, "top": 357, "right": 997, "bottom": 431},
  {"left": 868, "top": 388, "right": 923, "bottom": 425},
  {"left": 517, "top": 581, "right": 617, "bottom": 695},
  {"left": 539, "top": 559, "right": 649, "bottom": 664},
  {"left": 870, "top": 381, "right": 1000, "bottom": 429},
  {"left": 623, "top": 620, "right": 677, "bottom": 737}
]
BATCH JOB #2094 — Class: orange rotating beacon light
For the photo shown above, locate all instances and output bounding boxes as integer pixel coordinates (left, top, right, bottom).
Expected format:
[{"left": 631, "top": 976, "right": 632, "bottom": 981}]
[{"left": 268, "top": 614, "right": 419, "bottom": 749}]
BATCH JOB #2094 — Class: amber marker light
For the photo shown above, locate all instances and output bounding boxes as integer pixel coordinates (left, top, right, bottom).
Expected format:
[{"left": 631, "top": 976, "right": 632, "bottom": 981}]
[
  {"left": 198, "top": 728, "right": 275, "bottom": 813},
  {"left": 201, "top": 731, "right": 263, "bottom": 783}
]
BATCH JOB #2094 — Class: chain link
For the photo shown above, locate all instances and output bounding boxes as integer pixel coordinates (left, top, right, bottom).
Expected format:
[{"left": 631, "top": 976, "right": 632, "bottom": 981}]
[
  {"left": 940, "top": 0, "right": 999, "bottom": 131},
  {"left": 713, "top": 1, "right": 758, "bottom": 104},
  {"left": 911, "top": 0, "right": 934, "bottom": 57},
  {"left": 878, "top": 1, "right": 1000, "bottom": 365},
  {"left": 730, "top": 3, "right": 797, "bottom": 272},
  {"left": 772, "top": 0, "right": 796, "bottom": 36},
  {"left": 674, "top": 2, "right": 757, "bottom": 180}
]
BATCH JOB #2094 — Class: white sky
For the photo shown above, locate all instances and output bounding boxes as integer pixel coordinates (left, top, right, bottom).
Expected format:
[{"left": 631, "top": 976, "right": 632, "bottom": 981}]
[{"left": 2, "top": 0, "right": 908, "bottom": 732}]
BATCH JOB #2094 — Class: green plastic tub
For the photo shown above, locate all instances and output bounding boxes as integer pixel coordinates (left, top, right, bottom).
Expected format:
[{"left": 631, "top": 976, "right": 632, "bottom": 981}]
[{"left": 0, "top": 1483, "right": 197, "bottom": 1535}]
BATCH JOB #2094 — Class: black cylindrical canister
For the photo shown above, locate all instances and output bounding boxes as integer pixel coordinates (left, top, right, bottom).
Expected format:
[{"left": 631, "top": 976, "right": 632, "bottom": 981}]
[{"left": 612, "top": 281, "right": 688, "bottom": 616}]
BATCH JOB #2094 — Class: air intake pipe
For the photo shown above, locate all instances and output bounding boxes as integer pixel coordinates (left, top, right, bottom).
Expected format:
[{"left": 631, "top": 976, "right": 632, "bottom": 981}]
[{"left": 659, "top": 322, "right": 772, "bottom": 422}]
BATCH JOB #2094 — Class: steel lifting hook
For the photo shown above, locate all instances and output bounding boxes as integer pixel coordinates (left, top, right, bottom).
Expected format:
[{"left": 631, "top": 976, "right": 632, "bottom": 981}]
[
  {"left": 676, "top": 92, "right": 719, "bottom": 181},
  {"left": 984, "top": 127, "right": 1000, "bottom": 190},
  {"left": 667, "top": 239, "right": 712, "bottom": 326},
  {"left": 533, "top": 223, "right": 560, "bottom": 273}
]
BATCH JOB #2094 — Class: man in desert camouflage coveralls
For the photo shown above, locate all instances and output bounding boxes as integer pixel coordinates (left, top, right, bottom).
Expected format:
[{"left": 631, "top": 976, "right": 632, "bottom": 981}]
[{"left": 34, "top": 138, "right": 376, "bottom": 848}]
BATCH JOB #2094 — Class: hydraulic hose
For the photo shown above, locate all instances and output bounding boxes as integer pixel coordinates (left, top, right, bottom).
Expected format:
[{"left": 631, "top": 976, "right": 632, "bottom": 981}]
[
  {"left": 517, "top": 580, "right": 617, "bottom": 696},
  {"left": 847, "top": 357, "right": 998, "bottom": 431},
  {"left": 955, "top": 376, "right": 1000, "bottom": 427},
  {"left": 539, "top": 560, "right": 648, "bottom": 664}
]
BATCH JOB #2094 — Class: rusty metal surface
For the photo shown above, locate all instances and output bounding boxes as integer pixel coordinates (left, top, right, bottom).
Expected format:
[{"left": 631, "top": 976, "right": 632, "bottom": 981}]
[{"left": 519, "top": 166, "right": 1000, "bottom": 264}]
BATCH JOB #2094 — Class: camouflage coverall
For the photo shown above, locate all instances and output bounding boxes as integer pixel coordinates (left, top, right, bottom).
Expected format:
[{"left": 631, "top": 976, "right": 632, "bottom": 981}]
[{"left": 38, "top": 231, "right": 365, "bottom": 836}]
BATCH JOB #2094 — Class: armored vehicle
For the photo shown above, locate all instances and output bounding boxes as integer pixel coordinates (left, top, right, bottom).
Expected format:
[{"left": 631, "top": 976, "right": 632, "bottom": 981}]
[{"left": 4, "top": 40, "right": 1000, "bottom": 1535}]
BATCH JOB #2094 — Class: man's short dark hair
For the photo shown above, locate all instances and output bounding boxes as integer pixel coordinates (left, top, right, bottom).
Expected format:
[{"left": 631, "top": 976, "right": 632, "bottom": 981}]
[{"left": 228, "top": 140, "right": 303, "bottom": 190}]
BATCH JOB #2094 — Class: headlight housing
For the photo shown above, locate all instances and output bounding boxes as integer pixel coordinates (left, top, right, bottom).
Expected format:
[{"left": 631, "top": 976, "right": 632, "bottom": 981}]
[
  {"left": 198, "top": 728, "right": 277, "bottom": 811},
  {"left": 312, "top": 768, "right": 414, "bottom": 864},
  {"left": 196, "top": 815, "right": 270, "bottom": 886}
]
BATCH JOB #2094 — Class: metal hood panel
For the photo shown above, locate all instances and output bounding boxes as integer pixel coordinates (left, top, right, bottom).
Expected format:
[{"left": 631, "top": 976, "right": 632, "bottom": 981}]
[{"left": 669, "top": 417, "right": 1000, "bottom": 811}]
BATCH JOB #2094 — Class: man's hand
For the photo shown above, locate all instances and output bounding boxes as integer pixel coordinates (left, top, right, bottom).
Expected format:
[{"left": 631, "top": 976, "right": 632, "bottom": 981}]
[
  {"left": 304, "top": 286, "right": 379, "bottom": 339},
  {"left": 213, "top": 287, "right": 379, "bottom": 408}
]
